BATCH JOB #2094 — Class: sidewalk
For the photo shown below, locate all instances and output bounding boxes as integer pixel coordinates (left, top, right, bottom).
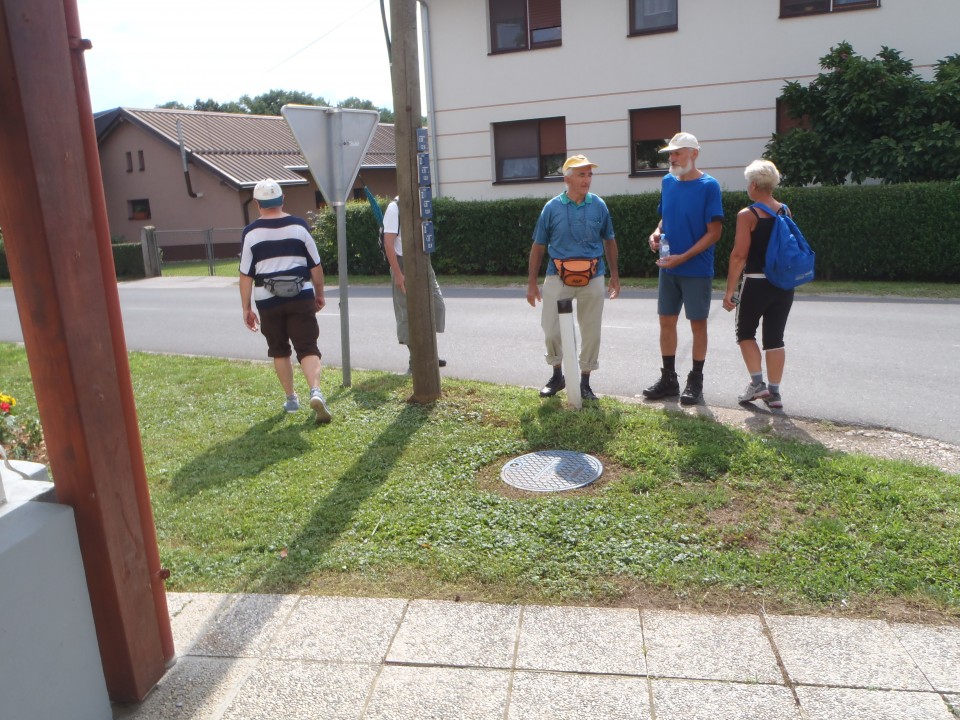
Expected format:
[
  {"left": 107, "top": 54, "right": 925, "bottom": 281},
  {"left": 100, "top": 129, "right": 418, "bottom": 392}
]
[{"left": 111, "top": 592, "right": 960, "bottom": 719}]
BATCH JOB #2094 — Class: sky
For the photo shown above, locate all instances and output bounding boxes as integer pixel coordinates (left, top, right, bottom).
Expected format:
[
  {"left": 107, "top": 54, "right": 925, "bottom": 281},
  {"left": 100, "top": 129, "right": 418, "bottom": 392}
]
[{"left": 77, "top": 0, "right": 397, "bottom": 113}]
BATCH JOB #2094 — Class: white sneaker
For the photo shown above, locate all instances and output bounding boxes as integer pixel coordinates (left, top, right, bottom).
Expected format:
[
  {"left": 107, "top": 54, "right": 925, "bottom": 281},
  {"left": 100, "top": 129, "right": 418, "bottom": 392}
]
[
  {"left": 738, "top": 381, "right": 770, "bottom": 404},
  {"left": 309, "top": 388, "right": 331, "bottom": 424},
  {"left": 283, "top": 394, "right": 300, "bottom": 413}
]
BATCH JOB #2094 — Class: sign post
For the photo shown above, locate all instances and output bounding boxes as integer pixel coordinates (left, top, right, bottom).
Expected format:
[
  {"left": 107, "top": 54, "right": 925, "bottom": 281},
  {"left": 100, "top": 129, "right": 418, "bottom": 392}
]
[{"left": 281, "top": 105, "right": 380, "bottom": 387}]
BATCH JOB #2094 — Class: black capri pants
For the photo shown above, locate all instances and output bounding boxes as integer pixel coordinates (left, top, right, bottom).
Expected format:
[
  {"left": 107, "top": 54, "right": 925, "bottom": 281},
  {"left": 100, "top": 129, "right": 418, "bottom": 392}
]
[{"left": 735, "top": 276, "right": 795, "bottom": 350}]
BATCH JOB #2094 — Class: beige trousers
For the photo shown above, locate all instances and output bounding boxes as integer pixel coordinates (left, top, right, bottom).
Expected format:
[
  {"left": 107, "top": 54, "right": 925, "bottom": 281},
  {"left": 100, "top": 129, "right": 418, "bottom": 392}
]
[{"left": 540, "top": 274, "right": 605, "bottom": 373}]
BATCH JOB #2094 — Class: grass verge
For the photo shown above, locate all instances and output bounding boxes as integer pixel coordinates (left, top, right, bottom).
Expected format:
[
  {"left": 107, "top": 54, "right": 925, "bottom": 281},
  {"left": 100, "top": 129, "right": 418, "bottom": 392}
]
[{"left": 1, "top": 343, "right": 958, "bottom": 621}]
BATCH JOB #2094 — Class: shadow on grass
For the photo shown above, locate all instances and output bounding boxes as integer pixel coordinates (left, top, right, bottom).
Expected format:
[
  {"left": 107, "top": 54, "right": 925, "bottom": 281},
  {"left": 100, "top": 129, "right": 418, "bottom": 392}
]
[
  {"left": 168, "top": 413, "right": 313, "bottom": 499},
  {"left": 252, "top": 402, "right": 433, "bottom": 593}
]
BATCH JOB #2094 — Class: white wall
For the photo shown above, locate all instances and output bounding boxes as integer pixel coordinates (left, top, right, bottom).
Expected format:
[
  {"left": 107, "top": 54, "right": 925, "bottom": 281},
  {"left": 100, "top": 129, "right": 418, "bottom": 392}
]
[{"left": 424, "top": 0, "right": 957, "bottom": 199}]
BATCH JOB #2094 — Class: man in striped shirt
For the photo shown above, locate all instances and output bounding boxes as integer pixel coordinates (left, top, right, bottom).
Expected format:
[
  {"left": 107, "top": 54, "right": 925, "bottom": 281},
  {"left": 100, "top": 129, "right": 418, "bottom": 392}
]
[{"left": 239, "top": 179, "right": 331, "bottom": 423}]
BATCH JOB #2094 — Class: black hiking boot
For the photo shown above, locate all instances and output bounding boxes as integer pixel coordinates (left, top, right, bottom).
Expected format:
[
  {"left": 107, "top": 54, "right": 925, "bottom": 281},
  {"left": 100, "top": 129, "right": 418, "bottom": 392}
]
[
  {"left": 642, "top": 369, "right": 680, "bottom": 399},
  {"left": 680, "top": 370, "right": 704, "bottom": 406}
]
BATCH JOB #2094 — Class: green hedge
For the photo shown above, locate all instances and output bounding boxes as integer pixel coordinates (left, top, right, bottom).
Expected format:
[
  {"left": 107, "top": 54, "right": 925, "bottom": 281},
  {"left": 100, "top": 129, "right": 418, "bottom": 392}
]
[
  {"left": 313, "top": 181, "right": 960, "bottom": 283},
  {"left": 0, "top": 241, "right": 144, "bottom": 280}
]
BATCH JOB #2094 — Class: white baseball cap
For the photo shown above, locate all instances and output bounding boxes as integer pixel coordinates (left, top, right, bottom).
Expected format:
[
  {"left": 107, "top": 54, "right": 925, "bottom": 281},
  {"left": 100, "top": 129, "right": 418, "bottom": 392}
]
[
  {"left": 659, "top": 132, "right": 701, "bottom": 153},
  {"left": 253, "top": 178, "right": 284, "bottom": 207}
]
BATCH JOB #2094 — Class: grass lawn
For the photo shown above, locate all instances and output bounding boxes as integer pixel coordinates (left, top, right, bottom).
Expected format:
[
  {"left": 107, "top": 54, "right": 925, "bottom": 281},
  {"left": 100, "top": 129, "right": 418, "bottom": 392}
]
[{"left": 2, "top": 343, "right": 958, "bottom": 620}]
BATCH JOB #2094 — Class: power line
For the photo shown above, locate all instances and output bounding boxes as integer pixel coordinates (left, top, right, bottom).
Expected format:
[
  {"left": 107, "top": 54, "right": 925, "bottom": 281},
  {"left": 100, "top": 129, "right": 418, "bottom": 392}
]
[{"left": 268, "top": 1, "right": 377, "bottom": 72}]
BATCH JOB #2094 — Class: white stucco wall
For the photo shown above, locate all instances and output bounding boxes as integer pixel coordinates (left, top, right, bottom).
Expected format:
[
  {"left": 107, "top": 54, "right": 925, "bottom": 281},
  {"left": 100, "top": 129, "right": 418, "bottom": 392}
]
[{"left": 424, "top": 0, "right": 958, "bottom": 199}]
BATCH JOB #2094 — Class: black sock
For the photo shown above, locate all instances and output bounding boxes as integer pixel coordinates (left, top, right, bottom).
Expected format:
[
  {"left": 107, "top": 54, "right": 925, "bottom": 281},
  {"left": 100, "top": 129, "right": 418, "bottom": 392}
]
[
  {"left": 580, "top": 373, "right": 590, "bottom": 386},
  {"left": 662, "top": 355, "right": 676, "bottom": 372},
  {"left": 552, "top": 365, "right": 563, "bottom": 380},
  {"left": 692, "top": 359, "right": 705, "bottom": 373}
]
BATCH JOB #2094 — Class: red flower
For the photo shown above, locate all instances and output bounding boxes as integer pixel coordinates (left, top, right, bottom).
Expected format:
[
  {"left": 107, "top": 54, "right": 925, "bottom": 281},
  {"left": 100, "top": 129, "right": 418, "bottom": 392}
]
[{"left": 0, "top": 402, "right": 11, "bottom": 413}]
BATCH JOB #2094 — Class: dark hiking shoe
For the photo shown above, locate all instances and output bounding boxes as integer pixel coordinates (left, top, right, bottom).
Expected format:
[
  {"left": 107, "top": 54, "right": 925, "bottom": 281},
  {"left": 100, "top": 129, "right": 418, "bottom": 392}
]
[
  {"left": 580, "top": 379, "right": 599, "bottom": 401},
  {"left": 539, "top": 375, "right": 565, "bottom": 397},
  {"left": 642, "top": 369, "right": 680, "bottom": 399},
  {"left": 680, "top": 370, "right": 704, "bottom": 406}
]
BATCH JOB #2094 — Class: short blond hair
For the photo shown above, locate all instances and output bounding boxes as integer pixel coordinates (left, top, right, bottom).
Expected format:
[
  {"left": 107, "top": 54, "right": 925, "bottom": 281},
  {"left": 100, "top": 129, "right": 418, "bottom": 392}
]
[{"left": 744, "top": 159, "right": 781, "bottom": 192}]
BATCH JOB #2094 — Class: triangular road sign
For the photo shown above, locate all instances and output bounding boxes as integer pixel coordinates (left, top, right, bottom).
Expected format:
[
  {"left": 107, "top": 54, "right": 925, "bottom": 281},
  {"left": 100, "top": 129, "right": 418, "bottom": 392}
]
[{"left": 282, "top": 105, "right": 380, "bottom": 205}]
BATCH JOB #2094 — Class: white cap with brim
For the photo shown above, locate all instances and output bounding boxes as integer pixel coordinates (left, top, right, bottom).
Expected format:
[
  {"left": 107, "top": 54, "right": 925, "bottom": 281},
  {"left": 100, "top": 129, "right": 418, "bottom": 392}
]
[
  {"left": 659, "top": 132, "right": 701, "bottom": 153},
  {"left": 253, "top": 178, "right": 284, "bottom": 207}
]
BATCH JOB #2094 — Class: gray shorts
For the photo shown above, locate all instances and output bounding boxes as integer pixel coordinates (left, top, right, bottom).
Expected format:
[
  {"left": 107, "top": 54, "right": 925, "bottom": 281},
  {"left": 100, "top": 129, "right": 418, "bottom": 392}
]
[{"left": 657, "top": 272, "right": 713, "bottom": 320}]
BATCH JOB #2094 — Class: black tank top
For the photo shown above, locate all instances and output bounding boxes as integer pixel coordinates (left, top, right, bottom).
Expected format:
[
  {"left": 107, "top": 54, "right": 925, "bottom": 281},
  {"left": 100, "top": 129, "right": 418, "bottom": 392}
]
[{"left": 745, "top": 206, "right": 785, "bottom": 274}]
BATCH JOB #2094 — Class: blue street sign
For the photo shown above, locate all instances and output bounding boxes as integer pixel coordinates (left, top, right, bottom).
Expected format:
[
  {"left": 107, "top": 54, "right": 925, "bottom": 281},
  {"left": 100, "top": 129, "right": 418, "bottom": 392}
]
[
  {"left": 417, "top": 153, "right": 431, "bottom": 186},
  {"left": 416, "top": 128, "right": 429, "bottom": 153},
  {"left": 419, "top": 186, "right": 433, "bottom": 219},
  {"left": 422, "top": 221, "right": 435, "bottom": 253}
]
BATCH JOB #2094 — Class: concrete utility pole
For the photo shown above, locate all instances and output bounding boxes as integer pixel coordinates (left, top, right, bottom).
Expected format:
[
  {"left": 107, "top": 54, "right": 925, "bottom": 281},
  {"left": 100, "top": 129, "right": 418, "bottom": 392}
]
[
  {"left": 0, "top": 0, "right": 172, "bottom": 701},
  {"left": 390, "top": 0, "right": 441, "bottom": 402}
]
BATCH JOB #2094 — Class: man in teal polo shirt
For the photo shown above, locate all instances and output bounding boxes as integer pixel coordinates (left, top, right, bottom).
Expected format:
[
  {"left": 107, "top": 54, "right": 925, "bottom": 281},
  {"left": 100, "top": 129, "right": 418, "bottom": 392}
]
[{"left": 526, "top": 154, "right": 620, "bottom": 401}]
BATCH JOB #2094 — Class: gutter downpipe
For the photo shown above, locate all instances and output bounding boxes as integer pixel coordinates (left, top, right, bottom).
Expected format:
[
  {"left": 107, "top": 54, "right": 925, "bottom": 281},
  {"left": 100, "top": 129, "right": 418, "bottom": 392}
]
[{"left": 418, "top": 0, "right": 440, "bottom": 197}]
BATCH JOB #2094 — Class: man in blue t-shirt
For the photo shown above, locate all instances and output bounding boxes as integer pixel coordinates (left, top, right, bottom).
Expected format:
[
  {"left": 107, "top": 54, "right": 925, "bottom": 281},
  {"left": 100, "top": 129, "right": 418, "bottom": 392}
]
[
  {"left": 642, "top": 133, "right": 724, "bottom": 405},
  {"left": 527, "top": 154, "right": 620, "bottom": 401}
]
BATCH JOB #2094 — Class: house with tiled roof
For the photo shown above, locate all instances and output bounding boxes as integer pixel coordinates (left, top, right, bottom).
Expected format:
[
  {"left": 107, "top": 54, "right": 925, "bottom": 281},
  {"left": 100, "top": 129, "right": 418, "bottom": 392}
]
[{"left": 94, "top": 107, "right": 396, "bottom": 258}]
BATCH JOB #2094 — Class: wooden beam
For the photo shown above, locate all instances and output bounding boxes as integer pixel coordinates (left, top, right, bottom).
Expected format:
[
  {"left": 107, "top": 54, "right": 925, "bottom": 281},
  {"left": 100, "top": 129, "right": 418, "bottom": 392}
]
[{"left": 0, "top": 0, "right": 172, "bottom": 701}]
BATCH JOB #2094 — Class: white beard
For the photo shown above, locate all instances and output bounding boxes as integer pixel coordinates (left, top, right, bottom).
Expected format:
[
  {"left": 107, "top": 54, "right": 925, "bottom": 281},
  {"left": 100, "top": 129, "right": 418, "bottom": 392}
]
[{"left": 669, "top": 162, "right": 692, "bottom": 178}]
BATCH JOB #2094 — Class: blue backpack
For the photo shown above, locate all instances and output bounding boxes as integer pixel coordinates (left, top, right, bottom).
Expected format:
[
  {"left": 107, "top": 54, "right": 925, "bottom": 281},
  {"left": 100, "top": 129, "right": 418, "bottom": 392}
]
[{"left": 752, "top": 202, "right": 815, "bottom": 290}]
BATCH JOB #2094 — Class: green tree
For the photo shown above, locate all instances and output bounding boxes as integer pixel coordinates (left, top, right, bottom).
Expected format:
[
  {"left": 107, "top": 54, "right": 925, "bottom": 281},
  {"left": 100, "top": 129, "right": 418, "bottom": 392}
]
[
  {"left": 338, "top": 96, "right": 395, "bottom": 123},
  {"left": 767, "top": 43, "right": 960, "bottom": 185},
  {"left": 239, "top": 89, "right": 329, "bottom": 116}
]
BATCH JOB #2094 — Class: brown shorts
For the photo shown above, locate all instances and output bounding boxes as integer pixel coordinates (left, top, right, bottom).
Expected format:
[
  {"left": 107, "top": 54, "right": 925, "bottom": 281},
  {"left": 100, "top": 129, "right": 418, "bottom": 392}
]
[{"left": 258, "top": 298, "right": 321, "bottom": 362}]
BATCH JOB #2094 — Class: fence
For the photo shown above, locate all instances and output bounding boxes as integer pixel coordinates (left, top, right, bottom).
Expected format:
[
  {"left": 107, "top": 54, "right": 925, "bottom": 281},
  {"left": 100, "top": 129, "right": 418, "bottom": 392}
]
[{"left": 142, "top": 227, "right": 243, "bottom": 276}]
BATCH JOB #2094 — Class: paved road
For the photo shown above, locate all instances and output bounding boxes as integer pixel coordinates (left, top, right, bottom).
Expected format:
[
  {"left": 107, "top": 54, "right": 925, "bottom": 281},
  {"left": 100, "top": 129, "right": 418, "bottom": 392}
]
[{"left": 2, "top": 277, "right": 958, "bottom": 445}]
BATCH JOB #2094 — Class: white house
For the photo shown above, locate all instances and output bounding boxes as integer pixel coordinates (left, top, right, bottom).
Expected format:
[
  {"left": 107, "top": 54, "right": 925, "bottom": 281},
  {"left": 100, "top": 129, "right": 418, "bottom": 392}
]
[{"left": 419, "top": 0, "right": 959, "bottom": 199}]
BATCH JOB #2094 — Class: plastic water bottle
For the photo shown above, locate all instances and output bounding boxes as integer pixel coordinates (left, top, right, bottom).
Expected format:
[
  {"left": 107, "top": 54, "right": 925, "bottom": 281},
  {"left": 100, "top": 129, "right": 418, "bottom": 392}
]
[{"left": 659, "top": 234, "right": 670, "bottom": 263}]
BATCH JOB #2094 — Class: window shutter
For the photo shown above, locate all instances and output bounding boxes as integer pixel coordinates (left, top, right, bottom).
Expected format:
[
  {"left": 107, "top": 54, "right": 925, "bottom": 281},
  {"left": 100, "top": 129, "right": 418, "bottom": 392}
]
[
  {"left": 539, "top": 117, "right": 566, "bottom": 156},
  {"left": 529, "top": 0, "right": 560, "bottom": 31},
  {"left": 631, "top": 106, "right": 680, "bottom": 141}
]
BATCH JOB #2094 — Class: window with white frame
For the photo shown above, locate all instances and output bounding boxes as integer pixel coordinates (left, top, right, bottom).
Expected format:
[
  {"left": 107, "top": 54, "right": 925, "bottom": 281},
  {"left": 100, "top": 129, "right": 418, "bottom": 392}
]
[
  {"left": 630, "top": 0, "right": 678, "bottom": 36},
  {"left": 629, "top": 106, "right": 680, "bottom": 175},
  {"left": 489, "top": 0, "right": 561, "bottom": 54},
  {"left": 493, "top": 117, "right": 566, "bottom": 182},
  {"left": 780, "top": 0, "right": 879, "bottom": 18}
]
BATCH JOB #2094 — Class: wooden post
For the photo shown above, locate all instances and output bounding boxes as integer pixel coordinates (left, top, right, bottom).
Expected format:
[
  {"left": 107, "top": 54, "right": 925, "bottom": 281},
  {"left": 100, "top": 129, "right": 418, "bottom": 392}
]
[
  {"left": 0, "top": 0, "right": 172, "bottom": 701},
  {"left": 390, "top": 0, "right": 441, "bottom": 402}
]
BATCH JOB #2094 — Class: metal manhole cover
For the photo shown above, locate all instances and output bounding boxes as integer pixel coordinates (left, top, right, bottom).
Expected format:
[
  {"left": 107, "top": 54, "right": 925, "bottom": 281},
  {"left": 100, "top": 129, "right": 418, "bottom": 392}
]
[{"left": 501, "top": 450, "right": 603, "bottom": 492}]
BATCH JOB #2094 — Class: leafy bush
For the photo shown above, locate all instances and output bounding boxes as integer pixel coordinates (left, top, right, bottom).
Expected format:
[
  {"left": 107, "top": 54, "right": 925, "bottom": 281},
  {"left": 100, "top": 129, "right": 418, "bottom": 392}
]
[
  {"left": 312, "top": 182, "right": 960, "bottom": 283},
  {"left": 0, "top": 392, "right": 45, "bottom": 462},
  {"left": 112, "top": 243, "right": 146, "bottom": 279}
]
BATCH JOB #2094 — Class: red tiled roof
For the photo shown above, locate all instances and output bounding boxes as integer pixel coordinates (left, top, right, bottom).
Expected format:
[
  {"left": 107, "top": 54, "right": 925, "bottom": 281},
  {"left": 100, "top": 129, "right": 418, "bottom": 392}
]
[{"left": 97, "top": 108, "right": 395, "bottom": 188}]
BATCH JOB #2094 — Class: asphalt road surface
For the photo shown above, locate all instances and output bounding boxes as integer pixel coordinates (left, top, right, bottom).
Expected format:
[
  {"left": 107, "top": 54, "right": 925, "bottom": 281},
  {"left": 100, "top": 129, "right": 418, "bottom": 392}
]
[{"left": 1, "top": 277, "right": 958, "bottom": 446}]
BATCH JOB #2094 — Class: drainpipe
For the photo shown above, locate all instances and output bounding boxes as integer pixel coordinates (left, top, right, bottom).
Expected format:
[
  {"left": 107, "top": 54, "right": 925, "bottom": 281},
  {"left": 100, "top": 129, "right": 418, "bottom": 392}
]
[
  {"left": 418, "top": 0, "right": 440, "bottom": 197},
  {"left": 176, "top": 119, "right": 202, "bottom": 199}
]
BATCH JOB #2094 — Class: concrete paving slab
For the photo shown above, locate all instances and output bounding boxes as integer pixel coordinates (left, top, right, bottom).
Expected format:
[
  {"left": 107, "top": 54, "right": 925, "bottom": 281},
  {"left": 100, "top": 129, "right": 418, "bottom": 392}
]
[
  {"left": 509, "top": 670, "right": 651, "bottom": 720},
  {"left": 386, "top": 599, "right": 520, "bottom": 668},
  {"left": 795, "top": 686, "right": 956, "bottom": 719},
  {"left": 650, "top": 678, "right": 801, "bottom": 720},
  {"left": 219, "top": 659, "right": 378, "bottom": 720},
  {"left": 265, "top": 595, "right": 407, "bottom": 663},
  {"left": 516, "top": 605, "right": 645, "bottom": 676},
  {"left": 365, "top": 665, "right": 509, "bottom": 719},
  {"left": 190, "top": 593, "right": 298, "bottom": 658},
  {"left": 167, "top": 592, "right": 233, "bottom": 658},
  {"left": 764, "top": 614, "right": 931, "bottom": 690},
  {"left": 642, "top": 610, "right": 782, "bottom": 683},
  {"left": 891, "top": 622, "right": 960, "bottom": 692},
  {"left": 111, "top": 657, "right": 256, "bottom": 720}
]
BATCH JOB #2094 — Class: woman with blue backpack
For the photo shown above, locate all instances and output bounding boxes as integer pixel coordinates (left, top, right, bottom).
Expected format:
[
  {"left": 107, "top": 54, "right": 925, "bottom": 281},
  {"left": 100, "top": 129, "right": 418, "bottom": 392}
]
[{"left": 722, "top": 159, "right": 804, "bottom": 410}]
